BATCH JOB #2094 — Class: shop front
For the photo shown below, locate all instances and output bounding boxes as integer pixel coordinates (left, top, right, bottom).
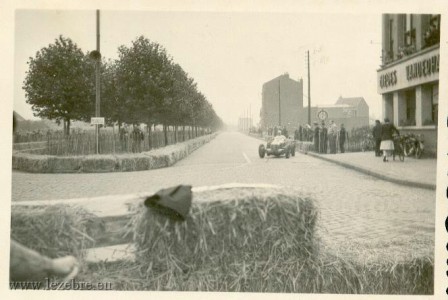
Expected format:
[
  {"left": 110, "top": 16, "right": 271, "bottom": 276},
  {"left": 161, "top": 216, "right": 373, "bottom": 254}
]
[{"left": 377, "top": 45, "right": 439, "bottom": 155}]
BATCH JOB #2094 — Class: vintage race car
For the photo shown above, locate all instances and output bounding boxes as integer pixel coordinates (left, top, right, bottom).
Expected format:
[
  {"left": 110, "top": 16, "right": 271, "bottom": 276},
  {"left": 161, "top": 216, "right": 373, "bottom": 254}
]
[{"left": 258, "top": 135, "right": 296, "bottom": 159}]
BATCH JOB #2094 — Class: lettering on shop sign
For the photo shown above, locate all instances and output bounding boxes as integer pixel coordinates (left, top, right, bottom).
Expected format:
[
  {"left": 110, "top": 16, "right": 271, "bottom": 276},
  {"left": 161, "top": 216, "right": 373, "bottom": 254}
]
[
  {"left": 406, "top": 54, "right": 439, "bottom": 81},
  {"left": 379, "top": 70, "right": 397, "bottom": 89}
]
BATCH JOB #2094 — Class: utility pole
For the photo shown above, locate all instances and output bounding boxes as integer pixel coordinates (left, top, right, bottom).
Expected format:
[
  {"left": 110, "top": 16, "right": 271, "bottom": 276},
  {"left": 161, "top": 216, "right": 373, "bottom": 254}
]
[
  {"left": 278, "top": 79, "right": 281, "bottom": 126},
  {"left": 307, "top": 50, "right": 311, "bottom": 126},
  {"left": 95, "top": 9, "right": 101, "bottom": 154}
]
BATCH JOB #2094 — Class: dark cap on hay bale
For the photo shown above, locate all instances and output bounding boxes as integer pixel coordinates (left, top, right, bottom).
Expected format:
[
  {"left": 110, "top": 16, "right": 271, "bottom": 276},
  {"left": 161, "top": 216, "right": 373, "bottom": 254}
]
[{"left": 144, "top": 185, "right": 192, "bottom": 221}]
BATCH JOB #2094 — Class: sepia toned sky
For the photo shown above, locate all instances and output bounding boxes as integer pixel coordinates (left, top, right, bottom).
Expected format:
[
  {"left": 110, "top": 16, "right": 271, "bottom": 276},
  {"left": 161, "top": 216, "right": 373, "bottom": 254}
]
[{"left": 14, "top": 10, "right": 386, "bottom": 125}]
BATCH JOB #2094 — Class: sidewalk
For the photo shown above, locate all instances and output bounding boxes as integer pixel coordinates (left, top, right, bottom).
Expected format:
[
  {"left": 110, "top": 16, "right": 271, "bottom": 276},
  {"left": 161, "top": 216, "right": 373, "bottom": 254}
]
[{"left": 305, "top": 150, "right": 436, "bottom": 190}]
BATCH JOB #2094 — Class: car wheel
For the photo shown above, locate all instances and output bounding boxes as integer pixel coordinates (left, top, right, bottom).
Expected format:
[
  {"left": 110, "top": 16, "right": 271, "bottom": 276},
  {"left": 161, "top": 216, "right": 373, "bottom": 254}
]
[{"left": 258, "top": 144, "right": 265, "bottom": 158}]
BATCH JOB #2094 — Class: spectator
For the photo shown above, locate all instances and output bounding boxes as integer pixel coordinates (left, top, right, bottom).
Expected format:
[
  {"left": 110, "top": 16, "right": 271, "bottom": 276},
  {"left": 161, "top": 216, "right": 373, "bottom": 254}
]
[
  {"left": 313, "top": 122, "right": 320, "bottom": 153},
  {"left": 339, "top": 123, "right": 346, "bottom": 153},
  {"left": 380, "top": 118, "right": 399, "bottom": 162},
  {"left": 372, "top": 120, "right": 382, "bottom": 157},
  {"left": 281, "top": 126, "right": 288, "bottom": 137},
  {"left": 328, "top": 120, "right": 337, "bottom": 154},
  {"left": 131, "top": 125, "right": 144, "bottom": 153},
  {"left": 298, "top": 125, "right": 303, "bottom": 141},
  {"left": 119, "top": 125, "right": 129, "bottom": 152},
  {"left": 319, "top": 121, "right": 328, "bottom": 154}
]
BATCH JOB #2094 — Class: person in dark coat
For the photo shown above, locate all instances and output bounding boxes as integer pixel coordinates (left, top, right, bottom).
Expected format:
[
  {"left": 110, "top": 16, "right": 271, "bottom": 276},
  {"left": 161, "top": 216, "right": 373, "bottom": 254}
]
[
  {"left": 380, "top": 118, "right": 399, "bottom": 162},
  {"left": 313, "top": 122, "right": 320, "bottom": 153},
  {"left": 372, "top": 120, "right": 382, "bottom": 157},
  {"left": 319, "top": 121, "right": 328, "bottom": 154},
  {"left": 339, "top": 124, "right": 346, "bottom": 153}
]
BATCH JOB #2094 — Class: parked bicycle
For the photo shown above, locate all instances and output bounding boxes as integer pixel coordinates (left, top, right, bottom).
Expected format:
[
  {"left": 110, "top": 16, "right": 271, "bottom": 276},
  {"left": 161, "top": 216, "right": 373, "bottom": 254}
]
[
  {"left": 392, "top": 134, "right": 405, "bottom": 162},
  {"left": 403, "top": 133, "right": 424, "bottom": 159}
]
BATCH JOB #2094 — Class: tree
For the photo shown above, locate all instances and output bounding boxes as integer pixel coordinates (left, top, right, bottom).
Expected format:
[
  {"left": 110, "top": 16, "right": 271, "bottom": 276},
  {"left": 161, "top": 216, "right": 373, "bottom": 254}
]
[
  {"left": 23, "top": 36, "right": 95, "bottom": 135},
  {"left": 114, "top": 36, "right": 174, "bottom": 147}
]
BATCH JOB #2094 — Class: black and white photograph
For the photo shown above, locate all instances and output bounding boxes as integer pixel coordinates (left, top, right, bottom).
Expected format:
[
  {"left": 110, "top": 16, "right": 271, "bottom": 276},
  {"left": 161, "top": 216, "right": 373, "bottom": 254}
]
[{"left": 2, "top": 1, "right": 447, "bottom": 298}]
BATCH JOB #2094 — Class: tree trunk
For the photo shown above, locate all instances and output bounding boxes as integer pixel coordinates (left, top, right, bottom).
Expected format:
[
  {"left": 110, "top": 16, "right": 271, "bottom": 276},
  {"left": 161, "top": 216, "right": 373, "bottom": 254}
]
[
  {"left": 147, "top": 122, "right": 152, "bottom": 150},
  {"left": 182, "top": 126, "right": 186, "bottom": 142},
  {"left": 163, "top": 124, "right": 168, "bottom": 146},
  {"left": 174, "top": 126, "right": 178, "bottom": 143},
  {"left": 64, "top": 119, "right": 71, "bottom": 136}
]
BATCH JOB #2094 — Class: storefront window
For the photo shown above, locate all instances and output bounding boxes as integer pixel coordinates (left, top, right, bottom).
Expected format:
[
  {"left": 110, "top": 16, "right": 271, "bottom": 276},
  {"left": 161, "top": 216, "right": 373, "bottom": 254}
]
[
  {"left": 401, "top": 89, "right": 416, "bottom": 126},
  {"left": 431, "top": 84, "right": 438, "bottom": 125},
  {"left": 404, "top": 15, "right": 415, "bottom": 46}
]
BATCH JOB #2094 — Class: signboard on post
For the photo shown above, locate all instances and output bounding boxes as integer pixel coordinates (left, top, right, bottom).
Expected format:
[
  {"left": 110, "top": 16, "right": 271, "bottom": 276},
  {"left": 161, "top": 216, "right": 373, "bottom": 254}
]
[
  {"left": 91, "top": 117, "right": 105, "bottom": 125},
  {"left": 317, "top": 110, "right": 328, "bottom": 121}
]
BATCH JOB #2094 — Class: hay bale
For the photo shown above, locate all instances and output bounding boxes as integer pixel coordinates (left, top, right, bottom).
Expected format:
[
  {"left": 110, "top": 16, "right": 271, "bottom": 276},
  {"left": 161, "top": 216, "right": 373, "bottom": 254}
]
[
  {"left": 12, "top": 154, "right": 50, "bottom": 173},
  {"left": 146, "top": 154, "right": 169, "bottom": 169},
  {"left": 11, "top": 205, "right": 104, "bottom": 258},
  {"left": 128, "top": 188, "right": 318, "bottom": 291},
  {"left": 47, "top": 156, "right": 82, "bottom": 173},
  {"left": 117, "top": 155, "right": 150, "bottom": 172},
  {"left": 81, "top": 155, "right": 117, "bottom": 173}
]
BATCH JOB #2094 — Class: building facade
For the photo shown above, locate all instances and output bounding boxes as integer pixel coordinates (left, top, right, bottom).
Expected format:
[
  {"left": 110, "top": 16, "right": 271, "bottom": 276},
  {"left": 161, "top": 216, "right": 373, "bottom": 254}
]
[
  {"left": 298, "top": 96, "right": 369, "bottom": 131},
  {"left": 260, "top": 73, "right": 303, "bottom": 134},
  {"left": 377, "top": 14, "right": 440, "bottom": 155}
]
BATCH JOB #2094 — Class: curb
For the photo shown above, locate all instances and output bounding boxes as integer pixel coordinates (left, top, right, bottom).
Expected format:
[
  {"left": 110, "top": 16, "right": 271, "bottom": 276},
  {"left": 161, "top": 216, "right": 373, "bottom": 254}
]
[
  {"left": 12, "top": 133, "right": 218, "bottom": 174},
  {"left": 305, "top": 151, "right": 435, "bottom": 190}
]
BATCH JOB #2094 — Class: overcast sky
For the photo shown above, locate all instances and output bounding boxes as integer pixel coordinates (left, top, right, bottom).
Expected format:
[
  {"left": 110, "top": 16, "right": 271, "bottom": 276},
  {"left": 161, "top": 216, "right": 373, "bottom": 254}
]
[{"left": 15, "top": 10, "right": 384, "bottom": 125}]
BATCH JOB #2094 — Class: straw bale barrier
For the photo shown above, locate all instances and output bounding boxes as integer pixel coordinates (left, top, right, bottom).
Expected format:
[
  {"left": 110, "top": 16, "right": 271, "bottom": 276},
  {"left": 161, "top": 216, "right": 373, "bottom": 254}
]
[
  {"left": 11, "top": 205, "right": 105, "bottom": 258},
  {"left": 12, "top": 133, "right": 217, "bottom": 173},
  {"left": 94, "top": 187, "right": 431, "bottom": 294},
  {"left": 127, "top": 188, "right": 319, "bottom": 291}
]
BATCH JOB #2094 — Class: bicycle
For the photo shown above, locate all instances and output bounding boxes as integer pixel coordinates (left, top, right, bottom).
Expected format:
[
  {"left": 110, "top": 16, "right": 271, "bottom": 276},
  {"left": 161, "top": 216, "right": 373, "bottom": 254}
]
[
  {"left": 403, "top": 133, "right": 424, "bottom": 159},
  {"left": 392, "top": 135, "right": 405, "bottom": 162}
]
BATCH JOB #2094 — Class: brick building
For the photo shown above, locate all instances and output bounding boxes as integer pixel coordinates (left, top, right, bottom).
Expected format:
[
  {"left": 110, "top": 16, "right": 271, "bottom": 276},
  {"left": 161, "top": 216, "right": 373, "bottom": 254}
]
[
  {"left": 298, "top": 96, "right": 369, "bottom": 131},
  {"left": 260, "top": 73, "right": 303, "bottom": 134}
]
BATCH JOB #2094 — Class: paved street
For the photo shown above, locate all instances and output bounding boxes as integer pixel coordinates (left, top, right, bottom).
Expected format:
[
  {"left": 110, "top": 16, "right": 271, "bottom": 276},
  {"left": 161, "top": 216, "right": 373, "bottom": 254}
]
[{"left": 11, "top": 131, "right": 435, "bottom": 262}]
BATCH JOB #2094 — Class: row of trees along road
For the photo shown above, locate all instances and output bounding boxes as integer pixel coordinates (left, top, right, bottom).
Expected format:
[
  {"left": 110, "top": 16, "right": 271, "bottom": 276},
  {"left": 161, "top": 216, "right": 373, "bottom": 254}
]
[{"left": 23, "top": 35, "right": 223, "bottom": 146}]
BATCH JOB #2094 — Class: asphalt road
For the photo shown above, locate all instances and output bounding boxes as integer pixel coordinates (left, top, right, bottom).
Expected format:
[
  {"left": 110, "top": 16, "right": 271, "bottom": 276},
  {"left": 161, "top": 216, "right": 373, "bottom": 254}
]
[{"left": 11, "top": 131, "right": 435, "bottom": 262}]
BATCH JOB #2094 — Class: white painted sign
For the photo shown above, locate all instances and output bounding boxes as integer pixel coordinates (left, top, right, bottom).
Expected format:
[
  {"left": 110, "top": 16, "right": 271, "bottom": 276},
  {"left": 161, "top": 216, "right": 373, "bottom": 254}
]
[
  {"left": 317, "top": 110, "right": 328, "bottom": 121},
  {"left": 91, "top": 117, "right": 105, "bottom": 125},
  {"left": 377, "top": 47, "right": 439, "bottom": 94}
]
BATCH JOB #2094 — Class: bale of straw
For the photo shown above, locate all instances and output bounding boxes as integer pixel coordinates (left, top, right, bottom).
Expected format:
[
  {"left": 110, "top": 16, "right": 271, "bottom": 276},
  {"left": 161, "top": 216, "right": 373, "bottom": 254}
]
[
  {"left": 146, "top": 154, "right": 169, "bottom": 169},
  {"left": 47, "top": 156, "right": 82, "bottom": 173},
  {"left": 81, "top": 155, "right": 117, "bottom": 173},
  {"left": 11, "top": 205, "right": 104, "bottom": 258},
  {"left": 127, "top": 188, "right": 318, "bottom": 291},
  {"left": 12, "top": 154, "right": 50, "bottom": 173},
  {"left": 117, "top": 155, "right": 150, "bottom": 172}
]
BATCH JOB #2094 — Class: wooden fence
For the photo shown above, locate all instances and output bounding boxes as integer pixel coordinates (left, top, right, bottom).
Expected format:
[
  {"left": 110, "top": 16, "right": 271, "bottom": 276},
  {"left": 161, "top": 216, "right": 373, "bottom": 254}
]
[{"left": 42, "top": 129, "right": 207, "bottom": 156}]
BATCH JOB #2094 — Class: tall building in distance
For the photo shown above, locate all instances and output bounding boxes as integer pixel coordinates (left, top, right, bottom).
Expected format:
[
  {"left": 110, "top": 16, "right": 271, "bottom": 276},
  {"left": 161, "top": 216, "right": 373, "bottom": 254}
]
[
  {"left": 260, "top": 73, "right": 303, "bottom": 134},
  {"left": 377, "top": 14, "right": 440, "bottom": 155}
]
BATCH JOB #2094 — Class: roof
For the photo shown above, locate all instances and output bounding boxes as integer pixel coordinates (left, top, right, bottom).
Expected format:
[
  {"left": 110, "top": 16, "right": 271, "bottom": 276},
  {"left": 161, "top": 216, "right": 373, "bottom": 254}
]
[
  {"left": 263, "top": 73, "right": 300, "bottom": 86},
  {"left": 314, "top": 104, "right": 352, "bottom": 109},
  {"left": 334, "top": 96, "right": 366, "bottom": 107}
]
